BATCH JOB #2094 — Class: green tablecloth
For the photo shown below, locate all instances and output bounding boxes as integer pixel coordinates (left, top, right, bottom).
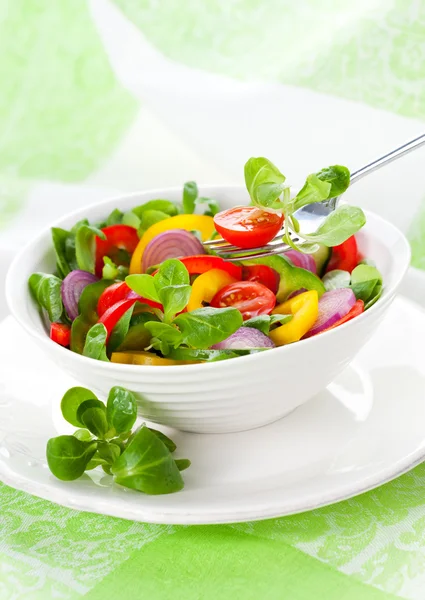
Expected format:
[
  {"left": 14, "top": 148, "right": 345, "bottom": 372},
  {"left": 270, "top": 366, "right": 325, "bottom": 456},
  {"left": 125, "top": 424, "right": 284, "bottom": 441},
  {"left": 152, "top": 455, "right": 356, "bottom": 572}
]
[
  {"left": 1, "top": 1, "right": 425, "bottom": 598},
  {"left": 3, "top": 467, "right": 425, "bottom": 599}
]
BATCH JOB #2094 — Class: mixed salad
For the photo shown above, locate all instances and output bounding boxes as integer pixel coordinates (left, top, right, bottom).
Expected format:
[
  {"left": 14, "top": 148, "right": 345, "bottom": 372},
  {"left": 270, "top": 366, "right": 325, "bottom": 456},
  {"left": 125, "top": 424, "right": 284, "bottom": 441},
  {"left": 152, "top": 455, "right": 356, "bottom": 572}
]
[{"left": 29, "top": 157, "right": 383, "bottom": 365}]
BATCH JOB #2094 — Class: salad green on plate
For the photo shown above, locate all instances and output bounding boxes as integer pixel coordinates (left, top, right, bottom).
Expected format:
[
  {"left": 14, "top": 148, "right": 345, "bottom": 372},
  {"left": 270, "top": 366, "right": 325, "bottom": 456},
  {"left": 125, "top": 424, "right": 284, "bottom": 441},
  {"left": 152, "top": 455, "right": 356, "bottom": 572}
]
[{"left": 47, "top": 384, "right": 189, "bottom": 495}]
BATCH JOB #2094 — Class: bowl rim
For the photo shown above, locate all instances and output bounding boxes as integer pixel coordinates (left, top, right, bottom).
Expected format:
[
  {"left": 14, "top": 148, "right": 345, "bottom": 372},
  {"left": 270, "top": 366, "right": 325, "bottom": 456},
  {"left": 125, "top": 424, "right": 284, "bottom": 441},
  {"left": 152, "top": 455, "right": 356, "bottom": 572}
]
[{"left": 5, "top": 184, "right": 411, "bottom": 374}]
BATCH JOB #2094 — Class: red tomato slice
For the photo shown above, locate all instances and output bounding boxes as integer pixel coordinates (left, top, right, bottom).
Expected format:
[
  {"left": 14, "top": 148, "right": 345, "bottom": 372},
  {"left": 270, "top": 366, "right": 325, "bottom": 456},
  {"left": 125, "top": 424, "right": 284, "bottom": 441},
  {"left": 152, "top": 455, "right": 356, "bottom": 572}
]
[
  {"left": 326, "top": 236, "right": 358, "bottom": 273},
  {"left": 178, "top": 255, "right": 242, "bottom": 279},
  {"left": 210, "top": 281, "right": 276, "bottom": 320},
  {"left": 50, "top": 323, "right": 71, "bottom": 347},
  {"left": 97, "top": 281, "right": 162, "bottom": 317},
  {"left": 214, "top": 207, "right": 284, "bottom": 249},
  {"left": 322, "top": 299, "right": 364, "bottom": 333},
  {"left": 95, "top": 225, "right": 140, "bottom": 277},
  {"left": 242, "top": 265, "right": 280, "bottom": 294}
]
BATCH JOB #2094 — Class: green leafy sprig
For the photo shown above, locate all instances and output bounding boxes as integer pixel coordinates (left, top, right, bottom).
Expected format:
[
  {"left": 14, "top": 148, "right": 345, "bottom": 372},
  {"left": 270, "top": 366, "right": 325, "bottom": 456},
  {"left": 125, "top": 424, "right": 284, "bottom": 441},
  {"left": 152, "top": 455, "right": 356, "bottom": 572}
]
[
  {"left": 46, "top": 385, "right": 189, "bottom": 495},
  {"left": 244, "top": 157, "right": 365, "bottom": 253}
]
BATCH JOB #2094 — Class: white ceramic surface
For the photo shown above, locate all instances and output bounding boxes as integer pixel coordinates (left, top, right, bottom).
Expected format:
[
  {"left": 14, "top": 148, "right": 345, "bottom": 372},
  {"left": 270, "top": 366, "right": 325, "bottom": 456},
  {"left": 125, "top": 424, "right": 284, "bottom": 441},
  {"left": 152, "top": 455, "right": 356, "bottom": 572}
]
[
  {"left": 5, "top": 186, "right": 410, "bottom": 433},
  {"left": 1, "top": 281, "right": 425, "bottom": 524}
]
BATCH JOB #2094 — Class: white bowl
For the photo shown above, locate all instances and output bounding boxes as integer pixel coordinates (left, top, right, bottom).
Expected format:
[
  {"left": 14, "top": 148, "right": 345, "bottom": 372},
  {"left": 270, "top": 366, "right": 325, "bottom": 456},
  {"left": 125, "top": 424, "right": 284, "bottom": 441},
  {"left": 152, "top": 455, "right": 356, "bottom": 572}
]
[{"left": 6, "top": 186, "right": 410, "bottom": 433}]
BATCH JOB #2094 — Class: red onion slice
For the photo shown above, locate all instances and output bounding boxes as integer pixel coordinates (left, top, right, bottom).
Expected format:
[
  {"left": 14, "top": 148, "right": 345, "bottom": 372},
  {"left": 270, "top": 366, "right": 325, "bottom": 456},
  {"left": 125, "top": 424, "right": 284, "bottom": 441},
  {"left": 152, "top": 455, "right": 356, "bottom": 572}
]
[
  {"left": 211, "top": 327, "right": 275, "bottom": 350},
  {"left": 142, "top": 229, "right": 205, "bottom": 272},
  {"left": 61, "top": 270, "right": 99, "bottom": 320},
  {"left": 303, "top": 288, "right": 356, "bottom": 338},
  {"left": 283, "top": 250, "right": 317, "bottom": 274}
]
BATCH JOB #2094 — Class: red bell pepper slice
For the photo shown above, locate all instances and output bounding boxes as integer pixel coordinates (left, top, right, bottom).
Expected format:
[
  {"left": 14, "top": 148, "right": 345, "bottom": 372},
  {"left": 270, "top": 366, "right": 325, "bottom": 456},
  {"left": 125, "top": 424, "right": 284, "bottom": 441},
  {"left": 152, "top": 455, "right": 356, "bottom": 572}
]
[
  {"left": 50, "top": 323, "right": 71, "bottom": 347},
  {"left": 97, "top": 281, "right": 162, "bottom": 317},
  {"left": 98, "top": 298, "right": 139, "bottom": 342},
  {"left": 95, "top": 225, "right": 140, "bottom": 277},
  {"left": 178, "top": 255, "right": 242, "bottom": 279},
  {"left": 326, "top": 236, "right": 359, "bottom": 273},
  {"left": 97, "top": 282, "right": 131, "bottom": 316},
  {"left": 322, "top": 299, "right": 364, "bottom": 333}
]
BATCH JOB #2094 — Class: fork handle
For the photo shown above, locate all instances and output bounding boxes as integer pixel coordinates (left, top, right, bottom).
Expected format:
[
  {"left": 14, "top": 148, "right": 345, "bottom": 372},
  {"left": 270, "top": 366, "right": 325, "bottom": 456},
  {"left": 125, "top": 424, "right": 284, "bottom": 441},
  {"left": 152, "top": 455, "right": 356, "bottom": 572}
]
[{"left": 350, "top": 132, "right": 425, "bottom": 184}]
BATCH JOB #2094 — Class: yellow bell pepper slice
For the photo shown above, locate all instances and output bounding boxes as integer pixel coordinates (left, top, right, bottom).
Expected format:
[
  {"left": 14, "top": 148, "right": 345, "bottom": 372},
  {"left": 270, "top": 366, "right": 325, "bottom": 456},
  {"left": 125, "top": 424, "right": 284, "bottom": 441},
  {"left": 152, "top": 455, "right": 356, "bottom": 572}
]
[
  {"left": 270, "top": 290, "right": 319, "bottom": 346},
  {"left": 187, "top": 268, "right": 237, "bottom": 311},
  {"left": 111, "top": 351, "right": 194, "bottom": 366},
  {"left": 129, "top": 214, "right": 215, "bottom": 274}
]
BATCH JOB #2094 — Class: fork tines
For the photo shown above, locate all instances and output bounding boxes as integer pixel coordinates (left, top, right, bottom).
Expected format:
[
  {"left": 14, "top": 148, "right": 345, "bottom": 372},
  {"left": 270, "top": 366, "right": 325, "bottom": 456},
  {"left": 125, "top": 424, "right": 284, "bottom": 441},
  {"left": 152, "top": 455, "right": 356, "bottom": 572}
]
[{"left": 203, "top": 229, "right": 298, "bottom": 261}]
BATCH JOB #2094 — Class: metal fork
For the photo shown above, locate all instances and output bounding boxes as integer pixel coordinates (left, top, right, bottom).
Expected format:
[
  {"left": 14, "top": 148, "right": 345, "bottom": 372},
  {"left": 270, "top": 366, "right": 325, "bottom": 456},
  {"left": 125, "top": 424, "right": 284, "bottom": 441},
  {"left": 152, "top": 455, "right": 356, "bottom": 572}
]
[{"left": 204, "top": 133, "right": 425, "bottom": 261}]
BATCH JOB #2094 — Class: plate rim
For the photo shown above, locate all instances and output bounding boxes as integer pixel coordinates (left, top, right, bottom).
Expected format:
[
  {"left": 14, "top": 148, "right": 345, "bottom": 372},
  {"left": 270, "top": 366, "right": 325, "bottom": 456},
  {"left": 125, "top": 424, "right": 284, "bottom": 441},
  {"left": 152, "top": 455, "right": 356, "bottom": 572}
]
[{"left": 1, "top": 435, "right": 425, "bottom": 525}]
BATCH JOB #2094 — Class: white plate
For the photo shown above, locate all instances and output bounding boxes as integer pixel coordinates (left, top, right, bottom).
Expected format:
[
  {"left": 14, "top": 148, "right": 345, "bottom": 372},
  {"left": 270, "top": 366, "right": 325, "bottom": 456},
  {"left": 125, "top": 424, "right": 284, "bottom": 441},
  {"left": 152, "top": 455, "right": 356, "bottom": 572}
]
[{"left": 1, "top": 276, "right": 425, "bottom": 524}]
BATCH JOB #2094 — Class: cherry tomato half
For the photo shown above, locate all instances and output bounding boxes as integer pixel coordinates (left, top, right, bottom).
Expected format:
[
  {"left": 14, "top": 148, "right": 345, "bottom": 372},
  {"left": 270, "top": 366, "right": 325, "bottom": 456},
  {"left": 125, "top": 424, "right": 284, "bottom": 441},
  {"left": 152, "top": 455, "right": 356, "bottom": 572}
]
[
  {"left": 326, "top": 236, "right": 358, "bottom": 273},
  {"left": 50, "top": 323, "right": 71, "bottom": 347},
  {"left": 242, "top": 265, "right": 280, "bottom": 294},
  {"left": 95, "top": 225, "right": 140, "bottom": 277},
  {"left": 210, "top": 281, "right": 276, "bottom": 320},
  {"left": 214, "top": 207, "right": 284, "bottom": 249}
]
